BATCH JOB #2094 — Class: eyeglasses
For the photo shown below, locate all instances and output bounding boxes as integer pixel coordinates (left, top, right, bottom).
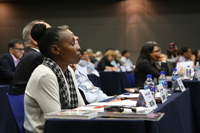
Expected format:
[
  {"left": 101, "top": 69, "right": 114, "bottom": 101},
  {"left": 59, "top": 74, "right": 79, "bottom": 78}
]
[
  {"left": 152, "top": 49, "right": 162, "bottom": 53},
  {"left": 13, "top": 48, "right": 25, "bottom": 51}
]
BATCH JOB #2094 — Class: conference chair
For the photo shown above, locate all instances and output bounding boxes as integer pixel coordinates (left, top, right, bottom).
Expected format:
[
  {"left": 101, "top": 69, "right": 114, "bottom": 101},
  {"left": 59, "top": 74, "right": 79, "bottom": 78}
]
[
  {"left": 7, "top": 93, "right": 25, "bottom": 133},
  {"left": 125, "top": 73, "right": 135, "bottom": 88}
]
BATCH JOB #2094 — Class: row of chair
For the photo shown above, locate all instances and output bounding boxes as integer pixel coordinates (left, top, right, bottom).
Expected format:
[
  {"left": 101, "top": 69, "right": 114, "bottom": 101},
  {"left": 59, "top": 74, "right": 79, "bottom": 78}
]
[{"left": 0, "top": 85, "right": 24, "bottom": 133}]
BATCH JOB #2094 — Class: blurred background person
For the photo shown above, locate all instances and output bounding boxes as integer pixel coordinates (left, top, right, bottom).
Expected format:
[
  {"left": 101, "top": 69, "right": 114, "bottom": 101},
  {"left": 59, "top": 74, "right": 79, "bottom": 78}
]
[
  {"left": 166, "top": 42, "right": 179, "bottom": 75},
  {"left": 120, "top": 50, "right": 133, "bottom": 68},
  {"left": 79, "top": 49, "right": 92, "bottom": 67},
  {"left": 0, "top": 39, "right": 24, "bottom": 86},
  {"left": 95, "top": 51, "right": 103, "bottom": 63},
  {"left": 13, "top": 20, "right": 51, "bottom": 95},
  {"left": 166, "top": 42, "right": 178, "bottom": 63},
  {"left": 87, "top": 48, "right": 96, "bottom": 64},
  {"left": 192, "top": 49, "right": 200, "bottom": 65},
  {"left": 97, "top": 50, "right": 118, "bottom": 71},
  {"left": 115, "top": 49, "right": 123, "bottom": 65},
  {"left": 178, "top": 47, "right": 194, "bottom": 62},
  {"left": 134, "top": 43, "right": 168, "bottom": 88},
  {"left": 78, "top": 49, "right": 97, "bottom": 75}
]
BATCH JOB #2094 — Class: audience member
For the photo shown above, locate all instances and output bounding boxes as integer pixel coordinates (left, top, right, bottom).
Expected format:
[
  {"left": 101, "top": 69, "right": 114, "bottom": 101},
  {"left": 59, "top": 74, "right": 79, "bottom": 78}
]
[
  {"left": 79, "top": 49, "right": 93, "bottom": 66},
  {"left": 166, "top": 42, "right": 178, "bottom": 63},
  {"left": 97, "top": 50, "right": 118, "bottom": 71},
  {"left": 115, "top": 50, "right": 123, "bottom": 65},
  {"left": 192, "top": 49, "right": 200, "bottom": 65},
  {"left": 95, "top": 51, "right": 103, "bottom": 62},
  {"left": 0, "top": 39, "right": 24, "bottom": 85},
  {"left": 24, "top": 24, "right": 85, "bottom": 133},
  {"left": 78, "top": 49, "right": 98, "bottom": 74},
  {"left": 13, "top": 20, "right": 51, "bottom": 95},
  {"left": 87, "top": 48, "right": 96, "bottom": 64},
  {"left": 165, "top": 42, "right": 179, "bottom": 75},
  {"left": 178, "top": 47, "right": 194, "bottom": 62},
  {"left": 134, "top": 43, "right": 168, "bottom": 88},
  {"left": 120, "top": 50, "right": 133, "bottom": 67},
  {"left": 58, "top": 25, "right": 108, "bottom": 104}
]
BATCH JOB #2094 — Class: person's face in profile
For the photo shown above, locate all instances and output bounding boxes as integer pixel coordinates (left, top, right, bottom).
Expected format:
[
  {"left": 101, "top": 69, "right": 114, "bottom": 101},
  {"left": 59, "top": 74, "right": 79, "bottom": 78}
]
[
  {"left": 81, "top": 51, "right": 89, "bottom": 61},
  {"left": 150, "top": 46, "right": 161, "bottom": 62},
  {"left": 57, "top": 31, "right": 81, "bottom": 64},
  {"left": 124, "top": 52, "right": 130, "bottom": 58},
  {"left": 116, "top": 51, "right": 121, "bottom": 59}
]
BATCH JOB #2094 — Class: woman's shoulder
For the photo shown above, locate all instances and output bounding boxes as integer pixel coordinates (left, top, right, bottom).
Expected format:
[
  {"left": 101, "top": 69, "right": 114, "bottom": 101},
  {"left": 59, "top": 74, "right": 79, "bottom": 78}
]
[
  {"left": 138, "top": 59, "right": 150, "bottom": 65},
  {"left": 32, "top": 64, "right": 57, "bottom": 78}
]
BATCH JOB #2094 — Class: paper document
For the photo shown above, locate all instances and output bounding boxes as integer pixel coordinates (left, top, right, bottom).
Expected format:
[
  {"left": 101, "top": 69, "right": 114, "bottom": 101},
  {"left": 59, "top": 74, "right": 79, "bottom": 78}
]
[{"left": 176, "top": 61, "right": 194, "bottom": 76}]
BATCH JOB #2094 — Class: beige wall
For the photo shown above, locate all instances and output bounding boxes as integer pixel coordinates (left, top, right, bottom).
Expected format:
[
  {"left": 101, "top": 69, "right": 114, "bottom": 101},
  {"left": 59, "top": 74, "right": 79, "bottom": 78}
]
[{"left": 0, "top": 0, "right": 200, "bottom": 63}]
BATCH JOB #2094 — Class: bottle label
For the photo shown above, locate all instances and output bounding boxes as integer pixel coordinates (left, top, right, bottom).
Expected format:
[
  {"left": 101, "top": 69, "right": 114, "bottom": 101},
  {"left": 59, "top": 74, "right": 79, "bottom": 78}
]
[
  {"left": 186, "top": 69, "right": 191, "bottom": 74},
  {"left": 159, "top": 80, "right": 167, "bottom": 86},
  {"left": 144, "top": 85, "right": 155, "bottom": 93},
  {"left": 172, "top": 76, "right": 177, "bottom": 81}
]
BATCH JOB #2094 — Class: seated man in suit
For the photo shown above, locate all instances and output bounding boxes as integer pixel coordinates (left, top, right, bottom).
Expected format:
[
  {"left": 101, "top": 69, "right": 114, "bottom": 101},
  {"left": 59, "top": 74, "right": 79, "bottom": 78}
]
[
  {"left": 13, "top": 20, "right": 51, "bottom": 95},
  {"left": 0, "top": 39, "right": 24, "bottom": 85}
]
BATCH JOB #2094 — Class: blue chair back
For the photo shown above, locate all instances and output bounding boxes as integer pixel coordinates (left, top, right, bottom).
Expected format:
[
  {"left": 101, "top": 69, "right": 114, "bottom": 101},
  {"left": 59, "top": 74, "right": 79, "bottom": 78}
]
[
  {"left": 125, "top": 73, "right": 135, "bottom": 88},
  {"left": 7, "top": 93, "right": 25, "bottom": 133}
]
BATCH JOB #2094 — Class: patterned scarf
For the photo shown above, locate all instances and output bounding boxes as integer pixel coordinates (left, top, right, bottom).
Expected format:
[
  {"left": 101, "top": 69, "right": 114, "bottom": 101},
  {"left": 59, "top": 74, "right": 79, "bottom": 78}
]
[{"left": 43, "top": 57, "right": 78, "bottom": 109}]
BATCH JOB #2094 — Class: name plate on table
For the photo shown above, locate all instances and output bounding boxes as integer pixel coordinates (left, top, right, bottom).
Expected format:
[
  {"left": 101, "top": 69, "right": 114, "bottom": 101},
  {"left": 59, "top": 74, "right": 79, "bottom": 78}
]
[
  {"left": 136, "top": 89, "right": 157, "bottom": 109},
  {"left": 176, "top": 78, "right": 186, "bottom": 92},
  {"left": 156, "top": 84, "right": 167, "bottom": 103}
]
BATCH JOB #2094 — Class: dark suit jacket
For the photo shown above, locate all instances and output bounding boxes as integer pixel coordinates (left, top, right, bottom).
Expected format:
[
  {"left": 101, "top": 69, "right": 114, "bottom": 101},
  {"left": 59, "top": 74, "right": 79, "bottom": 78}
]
[
  {"left": 134, "top": 59, "right": 168, "bottom": 88},
  {"left": 13, "top": 47, "right": 44, "bottom": 95},
  {"left": 0, "top": 52, "right": 15, "bottom": 85}
]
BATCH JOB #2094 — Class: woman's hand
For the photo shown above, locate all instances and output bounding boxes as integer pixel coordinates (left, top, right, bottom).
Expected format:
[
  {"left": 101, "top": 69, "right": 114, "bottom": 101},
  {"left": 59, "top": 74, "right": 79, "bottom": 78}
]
[
  {"left": 158, "top": 54, "right": 167, "bottom": 62},
  {"left": 111, "top": 67, "right": 118, "bottom": 71},
  {"left": 105, "top": 66, "right": 118, "bottom": 71}
]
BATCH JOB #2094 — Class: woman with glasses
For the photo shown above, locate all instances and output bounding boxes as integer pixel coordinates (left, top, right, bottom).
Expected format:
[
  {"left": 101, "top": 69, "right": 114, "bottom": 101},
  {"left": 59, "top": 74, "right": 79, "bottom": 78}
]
[{"left": 134, "top": 43, "right": 168, "bottom": 88}]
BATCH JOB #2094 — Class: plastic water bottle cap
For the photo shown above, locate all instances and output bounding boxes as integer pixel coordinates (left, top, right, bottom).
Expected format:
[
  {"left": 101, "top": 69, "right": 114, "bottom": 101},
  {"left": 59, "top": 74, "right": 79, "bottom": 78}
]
[
  {"left": 173, "top": 68, "right": 177, "bottom": 71},
  {"left": 160, "top": 71, "right": 165, "bottom": 74},
  {"left": 146, "top": 74, "right": 152, "bottom": 78},
  {"left": 187, "top": 65, "right": 190, "bottom": 67}
]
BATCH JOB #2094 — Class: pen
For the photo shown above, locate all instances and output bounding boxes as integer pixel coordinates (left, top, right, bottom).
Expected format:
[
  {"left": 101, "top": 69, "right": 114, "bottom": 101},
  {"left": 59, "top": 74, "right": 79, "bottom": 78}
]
[
  {"left": 123, "top": 93, "right": 130, "bottom": 95},
  {"left": 94, "top": 105, "right": 107, "bottom": 109}
]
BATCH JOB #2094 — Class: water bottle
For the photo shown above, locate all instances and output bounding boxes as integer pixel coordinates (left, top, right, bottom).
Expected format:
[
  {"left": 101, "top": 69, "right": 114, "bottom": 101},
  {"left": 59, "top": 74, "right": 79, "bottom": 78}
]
[
  {"left": 144, "top": 74, "right": 155, "bottom": 96},
  {"left": 94, "top": 61, "right": 98, "bottom": 68},
  {"left": 172, "top": 68, "right": 179, "bottom": 91},
  {"left": 117, "top": 63, "right": 121, "bottom": 72},
  {"left": 158, "top": 71, "right": 168, "bottom": 96},
  {"left": 186, "top": 65, "right": 191, "bottom": 78},
  {"left": 193, "top": 70, "right": 198, "bottom": 80},
  {"left": 195, "top": 62, "right": 200, "bottom": 80},
  {"left": 195, "top": 62, "right": 200, "bottom": 71}
]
